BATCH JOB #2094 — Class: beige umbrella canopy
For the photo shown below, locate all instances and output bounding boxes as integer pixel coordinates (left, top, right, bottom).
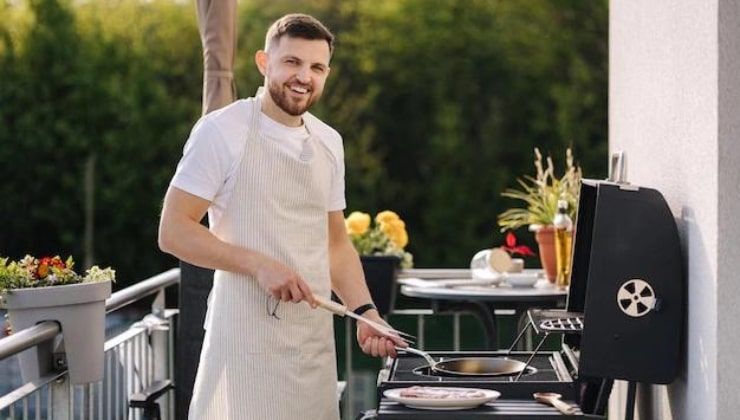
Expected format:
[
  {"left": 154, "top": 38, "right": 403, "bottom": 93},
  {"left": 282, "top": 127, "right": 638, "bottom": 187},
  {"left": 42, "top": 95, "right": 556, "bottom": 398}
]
[{"left": 196, "top": 0, "right": 237, "bottom": 115}]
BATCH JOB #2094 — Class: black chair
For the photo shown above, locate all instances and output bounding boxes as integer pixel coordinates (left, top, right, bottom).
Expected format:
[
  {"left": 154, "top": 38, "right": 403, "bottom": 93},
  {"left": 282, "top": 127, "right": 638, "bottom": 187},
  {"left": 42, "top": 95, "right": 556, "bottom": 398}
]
[{"left": 129, "top": 380, "right": 174, "bottom": 420}]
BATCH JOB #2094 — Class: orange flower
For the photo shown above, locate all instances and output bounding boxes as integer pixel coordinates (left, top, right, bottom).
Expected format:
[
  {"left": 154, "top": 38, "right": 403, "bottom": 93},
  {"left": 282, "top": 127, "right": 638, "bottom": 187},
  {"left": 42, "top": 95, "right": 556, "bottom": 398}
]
[{"left": 36, "top": 262, "right": 49, "bottom": 279}]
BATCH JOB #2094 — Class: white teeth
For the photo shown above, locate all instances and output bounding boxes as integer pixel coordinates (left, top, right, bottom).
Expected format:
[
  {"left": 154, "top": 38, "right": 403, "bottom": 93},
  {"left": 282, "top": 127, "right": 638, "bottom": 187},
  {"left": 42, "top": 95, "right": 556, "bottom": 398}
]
[{"left": 290, "top": 85, "right": 308, "bottom": 94}]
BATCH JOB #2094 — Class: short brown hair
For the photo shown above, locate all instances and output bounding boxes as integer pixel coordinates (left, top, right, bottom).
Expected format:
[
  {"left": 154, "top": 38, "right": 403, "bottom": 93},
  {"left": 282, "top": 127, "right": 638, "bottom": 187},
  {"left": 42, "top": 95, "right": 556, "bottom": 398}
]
[{"left": 265, "top": 14, "right": 335, "bottom": 56}]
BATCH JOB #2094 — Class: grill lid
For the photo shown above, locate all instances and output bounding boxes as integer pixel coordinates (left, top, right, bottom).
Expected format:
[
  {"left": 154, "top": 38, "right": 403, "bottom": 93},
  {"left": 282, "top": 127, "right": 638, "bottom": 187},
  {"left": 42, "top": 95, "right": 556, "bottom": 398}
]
[{"left": 566, "top": 176, "right": 684, "bottom": 384}]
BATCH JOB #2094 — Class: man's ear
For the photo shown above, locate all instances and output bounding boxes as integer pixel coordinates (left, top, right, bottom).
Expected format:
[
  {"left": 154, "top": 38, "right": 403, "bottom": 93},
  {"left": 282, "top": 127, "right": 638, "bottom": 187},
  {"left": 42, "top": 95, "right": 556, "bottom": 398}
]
[{"left": 255, "top": 50, "right": 268, "bottom": 76}]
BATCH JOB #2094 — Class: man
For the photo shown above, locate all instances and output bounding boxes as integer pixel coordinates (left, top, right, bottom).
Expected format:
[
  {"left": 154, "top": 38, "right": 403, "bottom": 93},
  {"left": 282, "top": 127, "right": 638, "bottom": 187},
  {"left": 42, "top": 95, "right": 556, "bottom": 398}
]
[{"left": 158, "top": 13, "right": 404, "bottom": 420}]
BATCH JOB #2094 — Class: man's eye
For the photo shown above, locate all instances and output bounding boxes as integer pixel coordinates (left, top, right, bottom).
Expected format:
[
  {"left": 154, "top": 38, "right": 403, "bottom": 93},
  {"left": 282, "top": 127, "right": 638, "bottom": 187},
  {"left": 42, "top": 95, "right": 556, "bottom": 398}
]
[{"left": 286, "top": 59, "right": 298, "bottom": 65}]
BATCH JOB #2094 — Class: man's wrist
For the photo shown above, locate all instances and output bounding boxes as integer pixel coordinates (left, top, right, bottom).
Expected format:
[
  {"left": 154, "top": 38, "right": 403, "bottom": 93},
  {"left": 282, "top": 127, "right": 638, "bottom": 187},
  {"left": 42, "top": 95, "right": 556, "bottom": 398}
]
[{"left": 352, "top": 303, "right": 377, "bottom": 317}]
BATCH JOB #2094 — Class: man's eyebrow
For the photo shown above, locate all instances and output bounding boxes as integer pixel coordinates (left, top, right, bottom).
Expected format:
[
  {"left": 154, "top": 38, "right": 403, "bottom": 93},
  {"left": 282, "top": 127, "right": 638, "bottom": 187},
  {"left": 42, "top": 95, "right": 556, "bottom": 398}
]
[{"left": 281, "top": 54, "right": 328, "bottom": 67}]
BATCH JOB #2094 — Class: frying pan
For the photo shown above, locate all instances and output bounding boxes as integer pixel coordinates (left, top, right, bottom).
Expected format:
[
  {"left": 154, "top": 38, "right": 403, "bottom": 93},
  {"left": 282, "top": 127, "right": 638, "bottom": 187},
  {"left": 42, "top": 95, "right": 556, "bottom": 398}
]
[{"left": 398, "top": 347, "right": 529, "bottom": 377}]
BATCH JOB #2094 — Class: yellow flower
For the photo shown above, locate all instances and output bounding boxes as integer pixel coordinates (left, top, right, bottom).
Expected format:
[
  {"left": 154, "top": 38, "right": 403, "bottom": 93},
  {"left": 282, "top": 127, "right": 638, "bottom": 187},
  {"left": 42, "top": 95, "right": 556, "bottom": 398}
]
[
  {"left": 390, "top": 228, "right": 409, "bottom": 248},
  {"left": 345, "top": 208, "right": 413, "bottom": 267},
  {"left": 381, "top": 219, "right": 408, "bottom": 249},
  {"left": 345, "top": 211, "right": 371, "bottom": 235},
  {"left": 375, "top": 210, "right": 400, "bottom": 224},
  {"left": 379, "top": 219, "right": 402, "bottom": 235}
]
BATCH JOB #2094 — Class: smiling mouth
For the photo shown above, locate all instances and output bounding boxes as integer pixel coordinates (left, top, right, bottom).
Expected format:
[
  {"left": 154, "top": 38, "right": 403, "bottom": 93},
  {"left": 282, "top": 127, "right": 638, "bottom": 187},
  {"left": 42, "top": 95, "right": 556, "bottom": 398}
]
[{"left": 287, "top": 84, "right": 310, "bottom": 95}]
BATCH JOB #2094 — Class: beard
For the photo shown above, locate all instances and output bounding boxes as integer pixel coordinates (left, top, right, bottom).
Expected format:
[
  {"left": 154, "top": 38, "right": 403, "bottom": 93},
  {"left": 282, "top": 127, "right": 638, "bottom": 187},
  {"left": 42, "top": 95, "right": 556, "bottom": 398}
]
[{"left": 267, "top": 78, "right": 321, "bottom": 116}]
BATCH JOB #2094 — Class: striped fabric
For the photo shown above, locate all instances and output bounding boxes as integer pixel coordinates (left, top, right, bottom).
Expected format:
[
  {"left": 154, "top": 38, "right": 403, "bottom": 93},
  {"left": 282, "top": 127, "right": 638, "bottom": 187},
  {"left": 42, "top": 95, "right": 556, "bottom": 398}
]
[{"left": 189, "top": 96, "right": 339, "bottom": 420}]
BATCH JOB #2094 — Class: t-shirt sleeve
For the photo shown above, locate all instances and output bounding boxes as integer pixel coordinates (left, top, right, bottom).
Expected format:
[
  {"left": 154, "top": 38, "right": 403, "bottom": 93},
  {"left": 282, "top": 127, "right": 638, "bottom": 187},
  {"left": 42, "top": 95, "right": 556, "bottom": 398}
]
[
  {"left": 170, "top": 118, "right": 232, "bottom": 202},
  {"left": 328, "top": 131, "right": 347, "bottom": 212}
]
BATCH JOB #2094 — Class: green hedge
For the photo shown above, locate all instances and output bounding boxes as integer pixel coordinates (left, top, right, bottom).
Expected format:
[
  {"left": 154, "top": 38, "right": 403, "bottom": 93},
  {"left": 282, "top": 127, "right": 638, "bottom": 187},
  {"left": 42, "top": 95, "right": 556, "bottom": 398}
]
[{"left": 0, "top": 0, "right": 607, "bottom": 285}]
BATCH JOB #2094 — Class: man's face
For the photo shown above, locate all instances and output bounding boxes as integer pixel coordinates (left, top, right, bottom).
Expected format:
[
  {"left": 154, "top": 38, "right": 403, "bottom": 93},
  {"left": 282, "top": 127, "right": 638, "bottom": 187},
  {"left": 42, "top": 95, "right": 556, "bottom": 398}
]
[{"left": 261, "top": 37, "right": 331, "bottom": 116}]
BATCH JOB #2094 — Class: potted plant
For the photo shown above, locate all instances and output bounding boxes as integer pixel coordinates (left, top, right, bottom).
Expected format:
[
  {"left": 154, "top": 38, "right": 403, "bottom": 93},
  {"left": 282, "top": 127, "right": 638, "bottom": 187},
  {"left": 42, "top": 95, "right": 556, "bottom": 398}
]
[
  {"left": 497, "top": 148, "right": 581, "bottom": 282},
  {"left": 0, "top": 255, "right": 115, "bottom": 384},
  {"left": 345, "top": 210, "right": 413, "bottom": 315}
]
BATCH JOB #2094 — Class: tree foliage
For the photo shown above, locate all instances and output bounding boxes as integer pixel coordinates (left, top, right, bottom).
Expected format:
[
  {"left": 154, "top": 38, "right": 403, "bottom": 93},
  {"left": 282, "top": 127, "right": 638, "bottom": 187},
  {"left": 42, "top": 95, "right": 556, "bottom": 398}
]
[{"left": 0, "top": 0, "right": 607, "bottom": 284}]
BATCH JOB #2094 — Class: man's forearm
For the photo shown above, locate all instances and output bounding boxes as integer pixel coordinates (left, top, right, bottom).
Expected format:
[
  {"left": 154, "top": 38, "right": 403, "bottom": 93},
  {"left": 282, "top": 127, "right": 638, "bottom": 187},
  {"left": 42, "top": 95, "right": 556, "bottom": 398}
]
[
  {"left": 158, "top": 213, "right": 266, "bottom": 277},
  {"left": 329, "top": 240, "right": 375, "bottom": 311}
]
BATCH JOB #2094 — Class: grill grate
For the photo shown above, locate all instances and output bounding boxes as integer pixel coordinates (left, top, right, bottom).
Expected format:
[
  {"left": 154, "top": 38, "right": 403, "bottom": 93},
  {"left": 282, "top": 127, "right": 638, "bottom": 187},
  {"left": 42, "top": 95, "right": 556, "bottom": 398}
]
[{"left": 539, "top": 317, "right": 584, "bottom": 333}]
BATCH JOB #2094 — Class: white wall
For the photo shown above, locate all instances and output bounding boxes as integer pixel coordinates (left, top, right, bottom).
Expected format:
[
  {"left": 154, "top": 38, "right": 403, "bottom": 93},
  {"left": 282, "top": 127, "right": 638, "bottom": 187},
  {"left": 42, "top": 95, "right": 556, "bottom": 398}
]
[
  {"left": 610, "top": 0, "right": 740, "bottom": 419},
  {"left": 716, "top": 1, "right": 740, "bottom": 417}
]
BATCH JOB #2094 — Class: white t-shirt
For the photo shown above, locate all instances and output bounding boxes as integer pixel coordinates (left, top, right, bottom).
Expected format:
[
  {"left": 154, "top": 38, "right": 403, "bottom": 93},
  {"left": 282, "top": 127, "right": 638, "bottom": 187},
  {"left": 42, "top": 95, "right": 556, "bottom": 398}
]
[{"left": 170, "top": 96, "right": 346, "bottom": 228}]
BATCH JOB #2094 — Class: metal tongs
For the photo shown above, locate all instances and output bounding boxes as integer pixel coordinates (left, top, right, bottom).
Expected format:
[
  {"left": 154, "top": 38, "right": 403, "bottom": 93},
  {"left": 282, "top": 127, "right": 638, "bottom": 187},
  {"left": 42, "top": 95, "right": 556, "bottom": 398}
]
[{"left": 314, "top": 295, "right": 416, "bottom": 346}]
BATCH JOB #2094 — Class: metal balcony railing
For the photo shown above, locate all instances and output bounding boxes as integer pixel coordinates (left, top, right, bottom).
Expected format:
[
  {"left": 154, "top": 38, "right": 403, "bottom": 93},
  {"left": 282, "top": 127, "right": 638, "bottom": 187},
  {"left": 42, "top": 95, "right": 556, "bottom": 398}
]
[
  {"left": 0, "top": 269, "right": 180, "bottom": 420},
  {"left": 0, "top": 267, "right": 478, "bottom": 420}
]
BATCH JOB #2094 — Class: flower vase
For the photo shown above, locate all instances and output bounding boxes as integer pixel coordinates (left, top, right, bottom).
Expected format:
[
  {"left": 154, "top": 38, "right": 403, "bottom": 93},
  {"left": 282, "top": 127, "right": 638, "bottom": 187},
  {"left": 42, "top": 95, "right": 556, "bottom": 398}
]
[
  {"left": 3, "top": 280, "right": 112, "bottom": 384},
  {"left": 535, "top": 226, "right": 557, "bottom": 282},
  {"left": 360, "top": 256, "right": 400, "bottom": 316}
]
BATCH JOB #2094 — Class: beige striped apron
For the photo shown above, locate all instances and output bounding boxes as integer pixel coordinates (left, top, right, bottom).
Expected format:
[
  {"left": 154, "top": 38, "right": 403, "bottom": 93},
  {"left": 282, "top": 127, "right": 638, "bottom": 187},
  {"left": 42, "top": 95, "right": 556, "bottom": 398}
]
[{"left": 189, "top": 95, "right": 339, "bottom": 420}]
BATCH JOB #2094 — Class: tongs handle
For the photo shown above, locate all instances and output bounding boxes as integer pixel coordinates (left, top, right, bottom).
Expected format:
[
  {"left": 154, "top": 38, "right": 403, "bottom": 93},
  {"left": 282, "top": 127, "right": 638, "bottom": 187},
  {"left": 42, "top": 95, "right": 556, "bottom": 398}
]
[{"left": 314, "top": 295, "right": 348, "bottom": 317}]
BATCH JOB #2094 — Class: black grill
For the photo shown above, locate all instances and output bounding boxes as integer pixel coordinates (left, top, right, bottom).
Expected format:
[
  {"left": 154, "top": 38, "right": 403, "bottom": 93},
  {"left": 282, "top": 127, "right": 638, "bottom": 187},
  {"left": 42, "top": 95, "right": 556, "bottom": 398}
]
[
  {"left": 380, "top": 351, "right": 577, "bottom": 400},
  {"left": 568, "top": 179, "right": 684, "bottom": 384},
  {"left": 374, "top": 154, "right": 686, "bottom": 419}
]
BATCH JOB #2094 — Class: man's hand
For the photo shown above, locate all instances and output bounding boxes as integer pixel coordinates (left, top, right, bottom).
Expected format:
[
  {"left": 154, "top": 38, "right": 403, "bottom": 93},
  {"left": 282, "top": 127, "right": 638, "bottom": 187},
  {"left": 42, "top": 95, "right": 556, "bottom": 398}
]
[
  {"left": 357, "top": 310, "right": 408, "bottom": 358},
  {"left": 255, "top": 257, "right": 317, "bottom": 307}
]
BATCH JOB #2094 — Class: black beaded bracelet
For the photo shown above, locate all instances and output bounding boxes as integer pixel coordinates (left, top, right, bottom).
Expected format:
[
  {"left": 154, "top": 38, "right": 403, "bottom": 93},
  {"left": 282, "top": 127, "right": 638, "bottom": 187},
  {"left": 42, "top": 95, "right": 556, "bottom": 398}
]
[{"left": 353, "top": 303, "right": 377, "bottom": 316}]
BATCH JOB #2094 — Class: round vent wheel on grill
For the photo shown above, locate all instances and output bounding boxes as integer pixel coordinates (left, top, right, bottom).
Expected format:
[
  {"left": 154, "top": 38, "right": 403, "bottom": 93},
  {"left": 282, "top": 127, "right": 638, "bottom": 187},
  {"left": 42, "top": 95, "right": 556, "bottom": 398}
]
[{"left": 616, "top": 279, "right": 656, "bottom": 317}]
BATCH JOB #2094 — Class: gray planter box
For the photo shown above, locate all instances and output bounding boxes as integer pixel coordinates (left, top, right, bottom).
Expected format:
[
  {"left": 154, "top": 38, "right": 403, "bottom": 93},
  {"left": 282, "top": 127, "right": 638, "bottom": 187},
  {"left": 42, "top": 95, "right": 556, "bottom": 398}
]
[{"left": 3, "top": 280, "right": 111, "bottom": 384}]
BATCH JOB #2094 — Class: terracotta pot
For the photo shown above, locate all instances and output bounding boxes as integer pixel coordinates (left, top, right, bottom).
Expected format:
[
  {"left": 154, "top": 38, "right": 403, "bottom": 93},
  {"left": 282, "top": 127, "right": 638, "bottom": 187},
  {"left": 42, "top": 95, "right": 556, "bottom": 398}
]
[{"left": 535, "top": 226, "right": 557, "bottom": 282}]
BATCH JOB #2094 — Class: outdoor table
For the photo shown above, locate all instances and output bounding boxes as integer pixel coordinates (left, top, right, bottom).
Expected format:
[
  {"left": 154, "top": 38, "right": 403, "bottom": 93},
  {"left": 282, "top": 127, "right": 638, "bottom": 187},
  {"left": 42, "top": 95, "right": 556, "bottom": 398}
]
[{"left": 397, "top": 269, "right": 567, "bottom": 349}]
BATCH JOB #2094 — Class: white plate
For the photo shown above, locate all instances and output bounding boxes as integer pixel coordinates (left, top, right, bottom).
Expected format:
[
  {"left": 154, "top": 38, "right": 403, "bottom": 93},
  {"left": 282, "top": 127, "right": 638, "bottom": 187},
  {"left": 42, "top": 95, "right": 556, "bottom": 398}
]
[
  {"left": 383, "top": 387, "right": 500, "bottom": 410},
  {"left": 503, "top": 271, "right": 541, "bottom": 288}
]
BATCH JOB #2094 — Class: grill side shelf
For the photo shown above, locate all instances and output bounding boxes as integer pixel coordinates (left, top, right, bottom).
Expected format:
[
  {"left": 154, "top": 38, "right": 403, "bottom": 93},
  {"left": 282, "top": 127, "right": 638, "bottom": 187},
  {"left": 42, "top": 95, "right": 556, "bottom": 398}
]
[{"left": 528, "top": 309, "right": 585, "bottom": 335}]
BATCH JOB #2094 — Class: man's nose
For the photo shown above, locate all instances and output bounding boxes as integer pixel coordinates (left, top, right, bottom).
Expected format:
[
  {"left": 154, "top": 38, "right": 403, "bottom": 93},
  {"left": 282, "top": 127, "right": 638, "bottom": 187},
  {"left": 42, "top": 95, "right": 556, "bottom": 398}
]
[{"left": 296, "top": 66, "right": 311, "bottom": 83}]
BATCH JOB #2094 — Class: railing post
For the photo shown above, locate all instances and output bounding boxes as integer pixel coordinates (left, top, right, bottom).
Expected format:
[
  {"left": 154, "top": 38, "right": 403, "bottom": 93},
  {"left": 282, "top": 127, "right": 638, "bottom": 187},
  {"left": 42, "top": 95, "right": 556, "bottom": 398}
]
[
  {"left": 151, "top": 289, "right": 171, "bottom": 420},
  {"left": 152, "top": 289, "right": 166, "bottom": 318},
  {"left": 50, "top": 377, "right": 71, "bottom": 420}
]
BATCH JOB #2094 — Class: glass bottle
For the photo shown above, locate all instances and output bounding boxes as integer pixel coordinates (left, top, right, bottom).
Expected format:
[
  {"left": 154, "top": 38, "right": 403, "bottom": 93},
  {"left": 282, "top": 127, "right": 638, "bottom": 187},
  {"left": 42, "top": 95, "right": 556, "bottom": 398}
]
[{"left": 553, "top": 199, "right": 573, "bottom": 289}]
